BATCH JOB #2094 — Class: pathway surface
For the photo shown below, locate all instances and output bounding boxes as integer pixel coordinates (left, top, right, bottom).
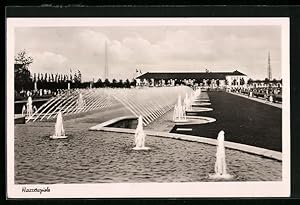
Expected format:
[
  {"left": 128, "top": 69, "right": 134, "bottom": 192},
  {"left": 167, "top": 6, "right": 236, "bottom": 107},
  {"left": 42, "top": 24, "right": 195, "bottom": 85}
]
[{"left": 171, "top": 91, "right": 282, "bottom": 151}]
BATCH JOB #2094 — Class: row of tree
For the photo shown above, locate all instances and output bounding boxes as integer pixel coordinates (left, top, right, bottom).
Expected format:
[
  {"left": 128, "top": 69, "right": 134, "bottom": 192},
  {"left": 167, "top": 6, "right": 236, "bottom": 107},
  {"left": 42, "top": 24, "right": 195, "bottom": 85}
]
[
  {"left": 94, "top": 78, "right": 136, "bottom": 88},
  {"left": 14, "top": 50, "right": 86, "bottom": 91},
  {"left": 28, "top": 78, "right": 137, "bottom": 90},
  {"left": 14, "top": 49, "right": 138, "bottom": 91},
  {"left": 32, "top": 70, "right": 82, "bottom": 83}
]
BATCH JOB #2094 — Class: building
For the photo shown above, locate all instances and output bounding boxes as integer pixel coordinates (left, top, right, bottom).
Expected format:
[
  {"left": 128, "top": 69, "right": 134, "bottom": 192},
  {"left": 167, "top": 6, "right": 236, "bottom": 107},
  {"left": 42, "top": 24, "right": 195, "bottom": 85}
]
[{"left": 135, "top": 70, "right": 248, "bottom": 88}]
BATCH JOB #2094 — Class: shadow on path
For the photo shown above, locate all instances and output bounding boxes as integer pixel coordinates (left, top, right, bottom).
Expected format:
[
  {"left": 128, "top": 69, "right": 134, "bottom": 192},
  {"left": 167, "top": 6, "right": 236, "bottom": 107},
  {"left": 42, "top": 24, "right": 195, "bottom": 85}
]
[{"left": 171, "top": 91, "right": 282, "bottom": 152}]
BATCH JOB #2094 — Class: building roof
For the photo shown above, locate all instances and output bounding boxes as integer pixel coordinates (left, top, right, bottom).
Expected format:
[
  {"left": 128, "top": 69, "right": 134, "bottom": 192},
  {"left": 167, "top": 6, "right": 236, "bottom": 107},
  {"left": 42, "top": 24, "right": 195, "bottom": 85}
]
[{"left": 136, "top": 70, "right": 246, "bottom": 81}]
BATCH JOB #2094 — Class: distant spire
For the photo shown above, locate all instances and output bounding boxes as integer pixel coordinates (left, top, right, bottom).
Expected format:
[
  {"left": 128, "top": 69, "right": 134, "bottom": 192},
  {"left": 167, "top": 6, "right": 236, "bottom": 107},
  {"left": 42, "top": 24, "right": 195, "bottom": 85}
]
[
  {"left": 268, "top": 51, "right": 272, "bottom": 80},
  {"left": 104, "top": 40, "right": 108, "bottom": 79}
]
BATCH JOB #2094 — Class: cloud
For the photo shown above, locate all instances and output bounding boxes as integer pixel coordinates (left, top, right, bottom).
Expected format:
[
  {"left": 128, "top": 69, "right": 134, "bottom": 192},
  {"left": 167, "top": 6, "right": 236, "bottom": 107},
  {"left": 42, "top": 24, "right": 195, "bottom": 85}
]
[
  {"left": 30, "top": 51, "right": 69, "bottom": 74},
  {"left": 15, "top": 26, "right": 282, "bottom": 81}
]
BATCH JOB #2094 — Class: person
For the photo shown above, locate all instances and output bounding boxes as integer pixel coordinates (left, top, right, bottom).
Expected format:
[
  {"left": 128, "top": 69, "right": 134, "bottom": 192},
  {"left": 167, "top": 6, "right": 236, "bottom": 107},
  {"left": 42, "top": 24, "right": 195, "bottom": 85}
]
[
  {"left": 269, "top": 95, "right": 273, "bottom": 103},
  {"left": 264, "top": 93, "right": 269, "bottom": 103}
]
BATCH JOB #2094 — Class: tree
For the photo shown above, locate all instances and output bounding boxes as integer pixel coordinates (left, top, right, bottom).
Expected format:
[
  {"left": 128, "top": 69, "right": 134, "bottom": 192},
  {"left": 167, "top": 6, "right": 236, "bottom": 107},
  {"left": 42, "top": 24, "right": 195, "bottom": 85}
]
[
  {"left": 104, "top": 78, "right": 110, "bottom": 87},
  {"left": 117, "top": 79, "right": 123, "bottom": 88},
  {"left": 247, "top": 78, "right": 253, "bottom": 85},
  {"left": 225, "top": 79, "right": 228, "bottom": 85},
  {"left": 15, "top": 49, "right": 33, "bottom": 68},
  {"left": 33, "top": 73, "right": 37, "bottom": 82},
  {"left": 124, "top": 79, "right": 130, "bottom": 88},
  {"left": 111, "top": 79, "right": 117, "bottom": 87},
  {"left": 77, "top": 70, "right": 82, "bottom": 83},
  {"left": 58, "top": 74, "right": 61, "bottom": 82},
  {"left": 74, "top": 72, "right": 78, "bottom": 83},
  {"left": 14, "top": 50, "right": 34, "bottom": 91},
  {"left": 96, "top": 78, "right": 103, "bottom": 88},
  {"left": 240, "top": 78, "right": 245, "bottom": 86},
  {"left": 264, "top": 78, "right": 270, "bottom": 87},
  {"left": 232, "top": 79, "right": 237, "bottom": 86},
  {"left": 130, "top": 79, "right": 137, "bottom": 87},
  {"left": 207, "top": 79, "right": 211, "bottom": 86},
  {"left": 195, "top": 79, "right": 202, "bottom": 85},
  {"left": 216, "top": 79, "right": 220, "bottom": 87}
]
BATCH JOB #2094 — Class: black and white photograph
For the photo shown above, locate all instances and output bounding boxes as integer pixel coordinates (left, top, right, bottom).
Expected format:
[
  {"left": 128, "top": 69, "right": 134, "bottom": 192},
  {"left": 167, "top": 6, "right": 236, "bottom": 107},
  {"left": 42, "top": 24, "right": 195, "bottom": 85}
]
[{"left": 6, "top": 18, "right": 290, "bottom": 198}]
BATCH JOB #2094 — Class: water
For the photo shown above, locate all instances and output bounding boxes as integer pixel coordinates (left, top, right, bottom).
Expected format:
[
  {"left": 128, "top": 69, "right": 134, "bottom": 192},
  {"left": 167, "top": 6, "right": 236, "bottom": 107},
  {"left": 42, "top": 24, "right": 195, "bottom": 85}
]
[
  {"left": 15, "top": 120, "right": 281, "bottom": 184},
  {"left": 34, "top": 82, "right": 37, "bottom": 91},
  {"left": 209, "top": 130, "right": 233, "bottom": 179},
  {"left": 50, "top": 111, "right": 67, "bottom": 139},
  {"left": 76, "top": 93, "right": 85, "bottom": 112},
  {"left": 15, "top": 88, "right": 281, "bottom": 183},
  {"left": 133, "top": 116, "right": 150, "bottom": 150},
  {"left": 173, "top": 89, "right": 210, "bottom": 123},
  {"left": 26, "top": 97, "right": 33, "bottom": 117},
  {"left": 22, "top": 105, "right": 26, "bottom": 116},
  {"left": 184, "top": 93, "right": 192, "bottom": 111},
  {"left": 173, "top": 95, "right": 187, "bottom": 122},
  {"left": 28, "top": 86, "right": 192, "bottom": 126}
]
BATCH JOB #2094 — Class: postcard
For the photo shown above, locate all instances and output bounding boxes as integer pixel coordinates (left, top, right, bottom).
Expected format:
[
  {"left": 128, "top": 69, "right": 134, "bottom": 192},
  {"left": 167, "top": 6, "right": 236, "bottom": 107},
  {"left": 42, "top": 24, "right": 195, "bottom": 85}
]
[{"left": 6, "top": 17, "right": 290, "bottom": 198}]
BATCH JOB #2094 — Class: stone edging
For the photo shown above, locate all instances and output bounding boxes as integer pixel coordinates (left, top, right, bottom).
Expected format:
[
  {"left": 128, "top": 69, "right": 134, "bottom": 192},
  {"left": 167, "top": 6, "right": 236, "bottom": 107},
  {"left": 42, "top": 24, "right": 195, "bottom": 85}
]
[
  {"left": 89, "top": 115, "right": 137, "bottom": 130},
  {"left": 89, "top": 116, "right": 282, "bottom": 161},
  {"left": 174, "top": 116, "right": 216, "bottom": 125}
]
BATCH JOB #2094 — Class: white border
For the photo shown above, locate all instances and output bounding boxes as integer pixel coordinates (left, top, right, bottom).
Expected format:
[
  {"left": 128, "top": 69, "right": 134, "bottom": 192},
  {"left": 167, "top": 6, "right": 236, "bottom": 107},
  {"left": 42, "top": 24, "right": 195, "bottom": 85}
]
[{"left": 6, "top": 17, "right": 290, "bottom": 198}]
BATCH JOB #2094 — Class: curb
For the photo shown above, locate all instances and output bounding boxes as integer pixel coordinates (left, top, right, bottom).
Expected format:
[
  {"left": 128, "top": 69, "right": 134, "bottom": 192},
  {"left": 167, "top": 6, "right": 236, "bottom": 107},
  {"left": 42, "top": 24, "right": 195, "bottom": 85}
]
[{"left": 89, "top": 116, "right": 282, "bottom": 161}]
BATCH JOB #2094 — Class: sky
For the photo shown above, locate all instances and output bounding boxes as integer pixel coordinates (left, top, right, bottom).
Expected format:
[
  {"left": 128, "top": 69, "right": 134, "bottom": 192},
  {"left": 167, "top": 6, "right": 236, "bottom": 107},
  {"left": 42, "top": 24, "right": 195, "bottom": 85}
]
[{"left": 15, "top": 26, "right": 282, "bottom": 81}]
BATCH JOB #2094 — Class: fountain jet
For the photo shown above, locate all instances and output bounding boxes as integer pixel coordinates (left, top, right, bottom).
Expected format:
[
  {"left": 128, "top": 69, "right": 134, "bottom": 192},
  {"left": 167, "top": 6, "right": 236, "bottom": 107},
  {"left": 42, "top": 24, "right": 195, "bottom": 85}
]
[
  {"left": 76, "top": 93, "right": 85, "bottom": 112},
  {"left": 22, "top": 105, "right": 26, "bottom": 116},
  {"left": 26, "top": 96, "right": 33, "bottom": 117},
  {"left": 28, "top": 86, "right": 192, "bottom": 123},
  {"left": 184, "top": 93, "right": 192, "bottom": 111},
  {"left": 209, "top": 130, "right": 233, "bottom": 180},
  {"left": 133, "top": 115, "right": 150, "bottom": 150},
  {"left": 50, "top": 111, "right": 68, "bottom": 139},
  {"left": 173, "top": 95, "right": 187, "bottom": 122}
]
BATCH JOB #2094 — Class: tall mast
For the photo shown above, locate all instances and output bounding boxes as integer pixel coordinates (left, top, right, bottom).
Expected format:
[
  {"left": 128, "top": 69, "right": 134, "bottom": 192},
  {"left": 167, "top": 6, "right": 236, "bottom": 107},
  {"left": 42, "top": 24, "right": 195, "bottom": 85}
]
[
  {"left": 104, "top": 40, "right": 108, "bottom": 79},
  {"left": 268, "top": 51, "right": 272, "bottom": 80}
]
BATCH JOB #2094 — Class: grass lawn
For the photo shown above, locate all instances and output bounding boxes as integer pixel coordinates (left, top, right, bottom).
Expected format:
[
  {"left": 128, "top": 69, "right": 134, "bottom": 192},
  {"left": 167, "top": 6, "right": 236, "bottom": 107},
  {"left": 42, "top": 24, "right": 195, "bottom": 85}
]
[{"left": 171, "top": 91, "right": 282, "bottom": 152}]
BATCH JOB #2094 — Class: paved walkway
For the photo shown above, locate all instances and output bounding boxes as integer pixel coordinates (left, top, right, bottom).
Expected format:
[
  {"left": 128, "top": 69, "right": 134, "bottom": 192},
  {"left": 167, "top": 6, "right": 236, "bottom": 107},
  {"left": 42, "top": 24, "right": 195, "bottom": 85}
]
[{"left": 171, "top": 91, "right": 282, "bottom": 151}]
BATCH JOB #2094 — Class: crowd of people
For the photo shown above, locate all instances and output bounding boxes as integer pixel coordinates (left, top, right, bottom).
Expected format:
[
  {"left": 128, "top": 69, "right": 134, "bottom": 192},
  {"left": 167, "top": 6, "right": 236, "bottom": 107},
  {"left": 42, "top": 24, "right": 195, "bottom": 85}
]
[
  {"left": 229, "top": 87, "right": 282, "bottom": 103},
  {"left": 15, "top": 88, "right": 73, "bottom": 101}
]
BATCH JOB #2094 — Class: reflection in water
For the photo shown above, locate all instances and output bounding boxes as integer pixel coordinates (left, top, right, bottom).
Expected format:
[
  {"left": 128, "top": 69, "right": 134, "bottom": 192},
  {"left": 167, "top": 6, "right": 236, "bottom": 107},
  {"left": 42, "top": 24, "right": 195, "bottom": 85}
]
[{"left": 14, "top": 122, "right": 282, "bottom": 184}]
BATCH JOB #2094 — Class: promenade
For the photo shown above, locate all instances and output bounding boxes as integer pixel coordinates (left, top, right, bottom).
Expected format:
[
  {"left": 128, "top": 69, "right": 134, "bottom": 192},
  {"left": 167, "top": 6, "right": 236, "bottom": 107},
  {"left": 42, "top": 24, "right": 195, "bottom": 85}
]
[{"left": 171, "top": 91, "right": 282, "bottom": 151}]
